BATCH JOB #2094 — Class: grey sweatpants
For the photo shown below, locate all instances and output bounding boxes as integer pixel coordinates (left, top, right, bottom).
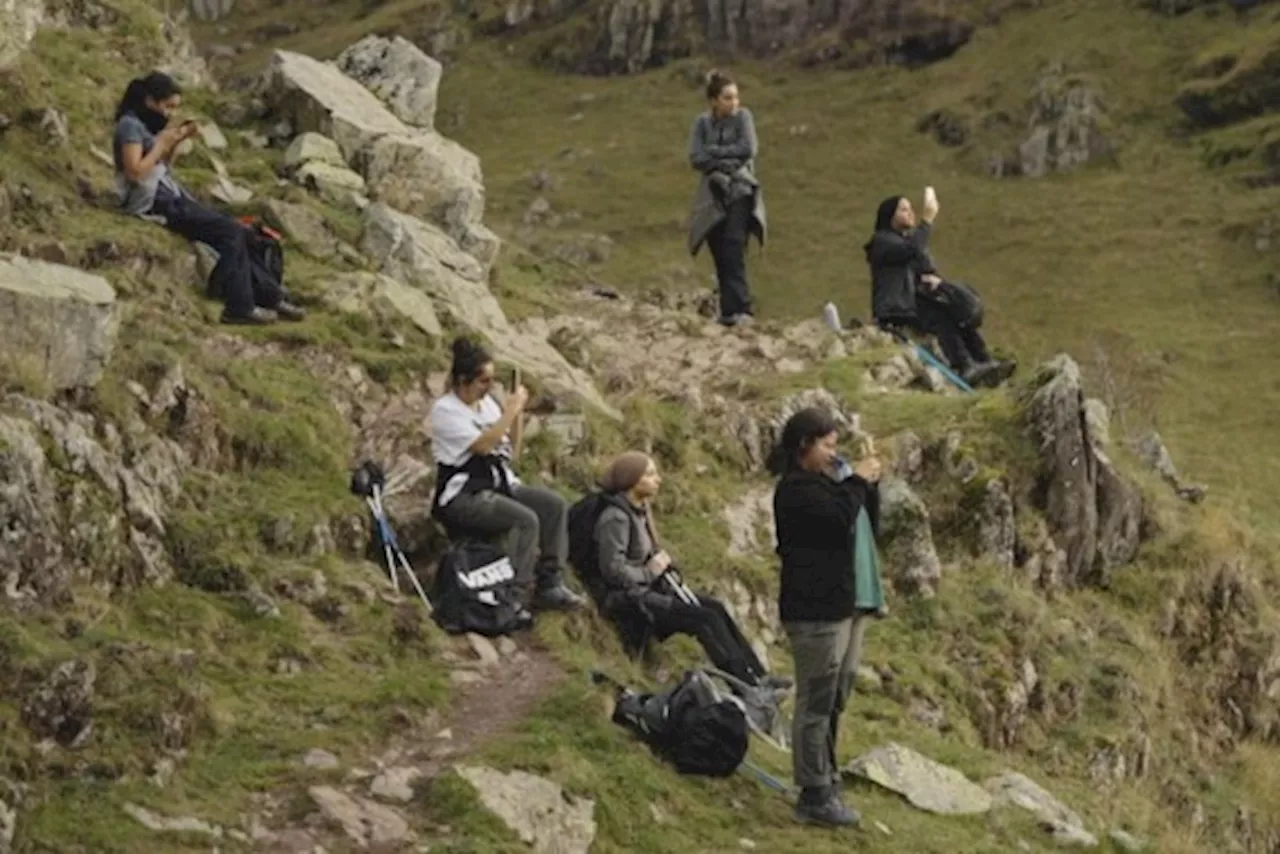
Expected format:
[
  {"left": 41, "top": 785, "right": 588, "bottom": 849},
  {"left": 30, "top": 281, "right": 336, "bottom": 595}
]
[
  {"left": 785, "top": 615, "right": 870, "bottom": 789},
  {"left": 440, "top": 485, "right": 568, "bottom": 593}
]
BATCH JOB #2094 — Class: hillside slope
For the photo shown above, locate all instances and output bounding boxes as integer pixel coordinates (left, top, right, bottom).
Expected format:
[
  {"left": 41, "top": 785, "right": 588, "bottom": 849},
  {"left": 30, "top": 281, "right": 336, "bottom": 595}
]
[{"left": 0, "top": 0, "right": 1278, "bottom": 852}]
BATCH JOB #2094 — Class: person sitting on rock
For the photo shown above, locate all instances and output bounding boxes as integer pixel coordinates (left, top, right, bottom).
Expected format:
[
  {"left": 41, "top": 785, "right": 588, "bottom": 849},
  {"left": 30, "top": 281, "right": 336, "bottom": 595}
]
[
  {"left": 112, "top": 71, "right": 304, "bottom": 326},
  {"left": 591, "top": 451, "right": 790, "bottom": 690},
  {"left": 864, "top": 190, "right": 1015, "bottom": 388},
  {"left": 430, "top": 336, "right": 586, "bottom": 612},
  {"left": 688, "top": 69, "right": 767, "bottom": 327}
]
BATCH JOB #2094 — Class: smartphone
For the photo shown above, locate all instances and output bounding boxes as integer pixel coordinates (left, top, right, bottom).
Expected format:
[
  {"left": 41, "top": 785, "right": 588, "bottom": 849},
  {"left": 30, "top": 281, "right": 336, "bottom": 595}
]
[{"left": 924, "top": 185, "right": 937, "bottom": 207}]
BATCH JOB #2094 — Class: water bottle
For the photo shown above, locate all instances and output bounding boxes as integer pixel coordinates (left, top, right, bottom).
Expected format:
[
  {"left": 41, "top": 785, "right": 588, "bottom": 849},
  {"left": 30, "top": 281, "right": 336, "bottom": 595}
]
[
  {"left": 822, "top": 302, "right": 841, "bottom": 333},
  {"left": 832, "top": 454, "right": 854, "bottom": 482}
]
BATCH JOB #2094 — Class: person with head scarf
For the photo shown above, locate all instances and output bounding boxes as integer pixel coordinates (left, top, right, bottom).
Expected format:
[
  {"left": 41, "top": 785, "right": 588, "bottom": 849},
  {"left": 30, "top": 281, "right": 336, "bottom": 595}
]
[
  {"left": 864, "top": 191, "right": 1014, "bottom": 388},
  {"left": 112, "top": 71, "right": 305, "bottom": 326},
  {"left": 769, "top": 407, "right": 886, "bottom": 828},
  {"left": 687, "top": 70, "right": 767, "bottom": 327},
  {"left": 592, "top": 451, "right": 788, "bottom": 689}
]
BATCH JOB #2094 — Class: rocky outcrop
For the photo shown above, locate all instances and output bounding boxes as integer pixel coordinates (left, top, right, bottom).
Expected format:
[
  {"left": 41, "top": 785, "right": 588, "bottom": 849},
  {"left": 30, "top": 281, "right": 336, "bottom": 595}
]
[
  {"left": 321, "top": 271, "right": 443, "bottom": 338},
  {"left": 1177, "top": 36, "right": 1280, "bottom": 128},
  {"left": 263, "top": 50, "right": 496, "bottom": 268},
  {"left": 336, "top": 35, "right": 442, "bottom": 130},
  {"left": 1016, "top": 69, "right": 1114, "bottom": 178},
  {"left": 522, "top": 0, "right": 1013, "bottom": 74},
  {"left": 361, "top": 203, "right": 617, "bottom": 418},
  {"left": 0, "top": 0, "right": 44, "bottom": 71},
  {"left": 1025, "top": 355, "right": 1144, "bottom": 587},
  {"left": 0, "top": 254, "right": 120, "bottom": 391},
  {"left": 0, "top": 394, "right": 187, "bottom": 603},
  {"left": 878, "top": 476, "right": 943, "bottom": 596},
  {"left": 456, "top": 765, "right": 597, "bottom": 854},
  {"left": 1134, "top": 431, "right": 1207, "bottom": 502}
]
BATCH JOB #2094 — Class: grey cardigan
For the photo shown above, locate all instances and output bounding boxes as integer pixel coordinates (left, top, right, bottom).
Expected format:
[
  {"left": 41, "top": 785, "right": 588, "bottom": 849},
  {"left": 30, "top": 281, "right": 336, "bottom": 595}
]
[
  {"left": 687, "top": 108, "right": 767, "bottom": 255},
  {"left": 595, "top": 499, "right": 661, "bottom": 595}
]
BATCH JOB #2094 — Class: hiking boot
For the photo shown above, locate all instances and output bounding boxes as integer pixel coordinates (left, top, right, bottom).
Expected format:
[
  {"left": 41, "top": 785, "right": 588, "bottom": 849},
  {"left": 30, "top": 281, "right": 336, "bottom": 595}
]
[
  {"left": 794, "top": 790, "right": 861, "bottom": 828},
  {"left": 989, "top": 358, "right": 1018, "bottom": 386},
  {"left": 960, "top": 361, "right": 999, "bottom": 388},
  {"left": 532, "top": 581, "right": 586, "bottom": 612},
  {"left": 275, "top": 300, "right": 307, "bottom": 322},
  {"left": 221, "top": 307, "right": 275, "bottom": 325}
]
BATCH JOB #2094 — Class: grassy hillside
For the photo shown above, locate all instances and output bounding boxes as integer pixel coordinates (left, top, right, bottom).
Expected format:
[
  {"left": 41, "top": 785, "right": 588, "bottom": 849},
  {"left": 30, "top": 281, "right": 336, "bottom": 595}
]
[{"left": 0, "top": 0, "right": 1278, "bottom": 851}]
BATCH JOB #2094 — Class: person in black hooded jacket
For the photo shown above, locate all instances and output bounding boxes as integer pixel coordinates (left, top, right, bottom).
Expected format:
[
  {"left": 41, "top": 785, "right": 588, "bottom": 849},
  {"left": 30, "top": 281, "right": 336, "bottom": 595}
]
[
  {"left": 770, "top": 407, "right": 883, "bottom": 828},
  {"left": 864, "top": 192, "right": 1014, "bottom": 387}
]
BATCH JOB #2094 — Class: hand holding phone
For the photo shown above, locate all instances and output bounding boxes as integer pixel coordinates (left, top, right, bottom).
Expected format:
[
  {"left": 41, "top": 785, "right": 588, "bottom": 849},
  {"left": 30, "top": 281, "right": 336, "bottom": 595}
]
[{"left": 922, "top": 185, "right": 940, "bottom": 221}]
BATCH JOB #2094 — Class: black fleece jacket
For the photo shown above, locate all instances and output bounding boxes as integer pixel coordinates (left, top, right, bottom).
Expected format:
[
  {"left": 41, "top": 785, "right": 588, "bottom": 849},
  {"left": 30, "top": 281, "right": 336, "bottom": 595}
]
[{"left": 773, "top": 469, "right": 881, "bottom": 623}]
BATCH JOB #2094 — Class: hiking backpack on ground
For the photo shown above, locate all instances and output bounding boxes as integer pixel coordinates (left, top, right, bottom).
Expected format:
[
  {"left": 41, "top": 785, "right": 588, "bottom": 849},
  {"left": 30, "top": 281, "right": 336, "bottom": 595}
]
[
  {"left": 606, "top": 669, "right": 750, "bottom": 777},
  {"left": 429, "top": 539, "right": 532, "bottom": 637}
]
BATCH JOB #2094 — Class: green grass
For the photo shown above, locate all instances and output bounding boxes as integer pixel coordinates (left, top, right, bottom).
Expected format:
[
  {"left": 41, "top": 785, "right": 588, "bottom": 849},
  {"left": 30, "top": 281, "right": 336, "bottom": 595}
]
[{"left": 2, "top": 0, "right": 1280, "bottom": 851}]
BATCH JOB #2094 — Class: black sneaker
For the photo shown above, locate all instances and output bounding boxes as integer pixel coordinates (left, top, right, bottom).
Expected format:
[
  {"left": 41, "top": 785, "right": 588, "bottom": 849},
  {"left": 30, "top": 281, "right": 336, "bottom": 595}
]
[
  {"left": 275, "top": 301, "right": 307, "bottom": 322},
  {"left": 794, "top": 792, "right": 861, "bottom": 828},
  {"left": 221, "top": 307, "right": 275, "bottom": 325},
  {"left": 532, "top": 582, "right": 586, "bottom": 612}
]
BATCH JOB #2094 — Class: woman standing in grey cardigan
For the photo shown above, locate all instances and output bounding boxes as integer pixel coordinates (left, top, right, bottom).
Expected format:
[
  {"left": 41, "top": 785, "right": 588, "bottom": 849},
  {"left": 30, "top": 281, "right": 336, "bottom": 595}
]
[{"left": 688, "top": 70, "right": 767, "bottom": 327}]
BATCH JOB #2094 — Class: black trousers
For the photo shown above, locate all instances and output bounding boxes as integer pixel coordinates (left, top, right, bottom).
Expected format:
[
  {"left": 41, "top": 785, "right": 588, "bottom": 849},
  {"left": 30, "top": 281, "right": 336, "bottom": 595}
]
[
  {"left": 706, "top": 197, "right": 754, "bottom": 319},
  {"left": 912, "top": 290, "right": 991, "bottom": 371},
  {"left": 611, "top": 589, "right": 765, "bottom": 685},
  {"left": 151, "top": 194, "right": 280, "bottom": 318}
]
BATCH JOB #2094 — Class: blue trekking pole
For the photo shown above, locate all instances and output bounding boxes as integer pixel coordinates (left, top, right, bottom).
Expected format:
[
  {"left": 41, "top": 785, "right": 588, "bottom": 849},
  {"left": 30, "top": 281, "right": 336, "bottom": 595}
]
[
  {"left": 886, "top": 327, "right": 974, "bottom": 393},
  {"left": 739, "top": 760, "right": 795, "bottom": 797}
]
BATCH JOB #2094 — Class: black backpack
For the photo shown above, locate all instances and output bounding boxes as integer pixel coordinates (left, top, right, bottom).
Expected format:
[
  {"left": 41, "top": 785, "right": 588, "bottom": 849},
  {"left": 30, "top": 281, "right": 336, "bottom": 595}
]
[
  {"left": 429, "top": 539, "right": 532, "bottom": 637},
  {"left": 611, "top": 669, "right": 750, "bottom": 777},
  {"left": 566, "top": 491, "right": 635, "bottom": 607},
  {"left": 935, "top": 280, "right": 984, "bottom": 329},
  {"left": 206, "top": 219, "right": 286, "bottom": 309}
]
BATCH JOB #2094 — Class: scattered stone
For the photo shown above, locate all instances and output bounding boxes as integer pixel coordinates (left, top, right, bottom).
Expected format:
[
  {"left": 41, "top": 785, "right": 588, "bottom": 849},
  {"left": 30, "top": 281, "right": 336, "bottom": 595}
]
[
  {"left": 123, "top": 803, "right": 222, "bottom": 837},
  {"left": 284, "top": 132, "right": 345, "bottom": 171},
  {"left": 198, "top": 122, "right": 227, "bottom": 150},
  {"left": 36, "top": 107, "right": 69, "bottom": 146},
  {"left": 874, "top": 820, "right": 893, "bottom": 835},
  {"left": 303, "top": 748, "right": 340, "bottom": 770},
  {"left": 738, "top": 838, "right": 756, "bottom": 850},
  {"left": 465, "top": 633, "right": 501, "bottom": 667},
  {"left": 450, "top": 670, "right": 485, "bottom": 686},
  {"left": 370, "top": 766, "right": 423, "bottom": 803},
  {"left": 0, "top": 253, "right": 121, "bottom": 390},
  {"left": 209, "top": 174, "right": 253, "bottom": 205},
  {"left": 309, "top": 785, "right": 412, "bottom": 847},
  {"left": 295, "top": 160, "right": 367, "bottom": 204},
  {"left": 456, "top": 765, "right": 596, "bottom": 854},
  {"left": 845, "top": 743, "right": 992, "bottom": 815},
  {"left": 336, "top": 35, "right": 443, "bottom": 129},
  {"left": 984, "top": 772, "right": 1096, "bottom": 846},
  {"left": 1108, "top": 829, "right": 1145, "bottom": 851}
]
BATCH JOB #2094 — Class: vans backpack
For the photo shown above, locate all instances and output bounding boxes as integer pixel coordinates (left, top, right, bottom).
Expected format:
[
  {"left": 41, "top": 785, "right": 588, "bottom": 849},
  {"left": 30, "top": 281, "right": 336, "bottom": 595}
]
[{"left": 429, "top": 539, "right": 532, "bottom": 637}]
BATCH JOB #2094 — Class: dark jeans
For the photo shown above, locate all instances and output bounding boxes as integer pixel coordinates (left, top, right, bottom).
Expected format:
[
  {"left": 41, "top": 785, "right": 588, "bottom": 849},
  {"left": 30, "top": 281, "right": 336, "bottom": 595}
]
[
  {"left": 613, "top": 589, "right": 765, "bottom": 685},
  {"left": 150, "top": 194, "right": 279, "bottom": 318},
  {"left": 912, "top": 289, "right": 992, "bottom": 371},
  {"left": 706, "top": 196, "right": 754, "bottom": 319}
]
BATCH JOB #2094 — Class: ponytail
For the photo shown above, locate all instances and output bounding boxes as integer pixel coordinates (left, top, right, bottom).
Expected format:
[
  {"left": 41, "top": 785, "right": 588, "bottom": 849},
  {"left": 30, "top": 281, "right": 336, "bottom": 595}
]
[{"left": 115, "top": 72, "right": 182, "bottom": 120}]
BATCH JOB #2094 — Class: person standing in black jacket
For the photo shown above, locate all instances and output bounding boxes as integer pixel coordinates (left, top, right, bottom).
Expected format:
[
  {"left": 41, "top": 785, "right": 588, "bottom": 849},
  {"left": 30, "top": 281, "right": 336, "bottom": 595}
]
[
  {"left": 770, "top": 407, "right": 882, "bottom": 828},
  {"left": 865, "top": 191, "right": 1014, "bottom": 387}
]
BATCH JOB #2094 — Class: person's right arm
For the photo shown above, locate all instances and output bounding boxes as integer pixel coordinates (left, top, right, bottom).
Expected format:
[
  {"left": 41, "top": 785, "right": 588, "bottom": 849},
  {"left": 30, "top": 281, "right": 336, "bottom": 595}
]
[
  {"left": 870, "top": 222, "right": 933, "bottom": 266},
  {"left": 467, "top": 389, "right": 527, "bottom": 456},
  {"left": 432, "top": 390, "right": 527, "bottom": 459},
  {"left": 776, "top": 476, "right": 870, "bottom": 542},
  {"left": 596, "top": 510, "right": 655, "bottom": 591}
]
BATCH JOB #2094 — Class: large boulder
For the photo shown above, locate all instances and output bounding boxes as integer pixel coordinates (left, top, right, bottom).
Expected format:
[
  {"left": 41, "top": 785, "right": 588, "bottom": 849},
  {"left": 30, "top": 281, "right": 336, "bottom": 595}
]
[
  {"left": 360, "top": 204, "right": 617, "bottom": 418},
  {"left": 336, "top": 35, "right": 443, "bottom": 130},
  {"left": 321, "top": 272, "right": 442, "bottom": 338},
  {"left": 264, "top": 49, "right": 494, "bottom": 264},
  {"left": 0, "top": 0, "right": 44, "bottom": 71},
  {"left": 455, "top": 765, "right": 597, "bottom": 854},
  {"left": 264, "top": 49, "right": 409, "bottom": 161},
  {"left": 845, "top": 743, "right": 993, "bottom": 816},
  {"left": 0, "top": 254, "right": 120, "bottom": 391}
]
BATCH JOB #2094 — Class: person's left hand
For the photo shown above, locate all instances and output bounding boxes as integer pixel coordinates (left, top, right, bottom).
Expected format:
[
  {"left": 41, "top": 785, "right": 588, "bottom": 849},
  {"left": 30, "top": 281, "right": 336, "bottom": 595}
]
[
  {"left": 178, "top": 121, "right": 202, "bottom": 141},
  {"left": 920, "top": 273, "right": 942, "bottom": 289}
]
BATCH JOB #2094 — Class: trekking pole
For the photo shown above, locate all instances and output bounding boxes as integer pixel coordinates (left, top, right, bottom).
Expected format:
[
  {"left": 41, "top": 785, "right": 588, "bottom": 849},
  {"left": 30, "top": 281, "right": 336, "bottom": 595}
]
[
  {"left": 887, "top": 328, "right": 974, "bottom": 393},
  {"left": 370, "top": 483, "right": 434, "bottom": 614},
  {"left": 662, "top": 568, "right": 701, "bottom": 607},
  {"left": 739, "top": 759, "right": 795, "bottom": 797}
]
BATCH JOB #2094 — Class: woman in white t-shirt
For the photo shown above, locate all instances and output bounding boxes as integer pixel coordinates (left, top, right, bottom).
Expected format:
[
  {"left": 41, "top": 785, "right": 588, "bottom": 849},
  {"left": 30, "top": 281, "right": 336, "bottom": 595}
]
[{"left": 430, "top": 337, "right": 585, "bottom": 612}]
